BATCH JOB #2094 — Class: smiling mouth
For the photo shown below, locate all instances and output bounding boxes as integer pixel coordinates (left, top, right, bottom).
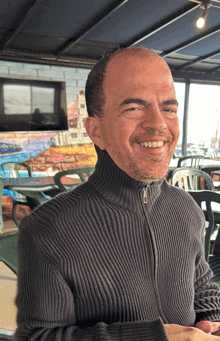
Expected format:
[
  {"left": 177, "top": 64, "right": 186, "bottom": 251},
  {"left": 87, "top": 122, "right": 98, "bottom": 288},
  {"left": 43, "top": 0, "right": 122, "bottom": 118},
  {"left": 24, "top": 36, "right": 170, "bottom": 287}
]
[{"left": 138, "top": 141, "right": 165, "bottom": 148}]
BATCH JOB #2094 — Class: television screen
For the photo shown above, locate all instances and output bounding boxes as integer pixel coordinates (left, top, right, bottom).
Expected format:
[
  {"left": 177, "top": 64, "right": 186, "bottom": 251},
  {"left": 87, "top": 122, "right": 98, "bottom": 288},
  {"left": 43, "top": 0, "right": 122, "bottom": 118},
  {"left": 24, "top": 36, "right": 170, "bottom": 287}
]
[{"left": 0, "top": 78, "right": 68, "bottom": 132}]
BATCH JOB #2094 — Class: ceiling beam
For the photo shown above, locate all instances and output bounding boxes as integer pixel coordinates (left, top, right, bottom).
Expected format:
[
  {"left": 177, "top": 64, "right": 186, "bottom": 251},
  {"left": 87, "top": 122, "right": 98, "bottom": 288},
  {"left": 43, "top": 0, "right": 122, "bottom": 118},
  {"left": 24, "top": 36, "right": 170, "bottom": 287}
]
[
  {"left": 160, "top": 25, "right": 220, "bottom": 58},
  {"left": 55, "top": 0, "right": 128, "bottom": 56},
  {"left": 208, "top": 64, "right": 220, "bottom": 73},
  {"left": 176, "top": 49, "right": 220, "bottom": 70},
  {"left": 0, "top": 48, "right": 97, "bottom": 69},
  {"left": 172, "top": 69, "right": 220, "bottom": 82},
  {"left": 0, "top": 0, "right": 45, "bottom": 53},
  {"left": 122, "top": 3, "right": 200, "bottom": 47}
]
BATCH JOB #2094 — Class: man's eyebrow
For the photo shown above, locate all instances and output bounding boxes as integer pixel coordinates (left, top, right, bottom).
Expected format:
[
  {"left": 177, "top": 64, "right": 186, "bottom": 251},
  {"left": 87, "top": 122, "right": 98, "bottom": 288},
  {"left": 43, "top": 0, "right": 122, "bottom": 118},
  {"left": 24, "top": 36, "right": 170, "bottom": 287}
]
[
  {"left": 119, "top": 98, "right": 147, "bottom": 107},
  {"left": 163, "top": 99, "right": 179, "bottom": 106},
  {"left": 119, "top": 98, "right": 179, "bottom": 107}
]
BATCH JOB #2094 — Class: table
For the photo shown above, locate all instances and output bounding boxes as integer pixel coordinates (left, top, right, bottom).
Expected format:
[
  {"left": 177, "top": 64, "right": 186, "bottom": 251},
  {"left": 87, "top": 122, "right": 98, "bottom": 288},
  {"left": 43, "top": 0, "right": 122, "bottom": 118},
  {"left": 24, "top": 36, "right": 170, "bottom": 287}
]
[
  {"left": 3, "top": 176, "right": 58, "bottom": 209},
  {"left": 200, "top": 162, "right": 220, "bottom": 177},
  {"left": 168, "top": 159, "right": 220, "bottom": 178}
]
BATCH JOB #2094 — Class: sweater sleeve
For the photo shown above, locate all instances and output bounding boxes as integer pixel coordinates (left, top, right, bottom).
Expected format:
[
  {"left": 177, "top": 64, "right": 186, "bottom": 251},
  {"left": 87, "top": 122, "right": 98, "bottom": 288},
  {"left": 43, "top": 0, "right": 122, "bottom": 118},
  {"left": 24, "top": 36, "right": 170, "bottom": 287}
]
[
  {"left": 15, "top": 218, "right": 169, "bottom": 341},
  {"left": 194, "top": 232, "right": 220, "bottom": 323}
]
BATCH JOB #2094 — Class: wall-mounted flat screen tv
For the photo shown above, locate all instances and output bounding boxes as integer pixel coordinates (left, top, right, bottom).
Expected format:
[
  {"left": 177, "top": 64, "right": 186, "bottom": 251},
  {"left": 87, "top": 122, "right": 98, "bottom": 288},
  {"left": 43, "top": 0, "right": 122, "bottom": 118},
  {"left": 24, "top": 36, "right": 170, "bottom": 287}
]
[{"left": 0, "top": 78, "right": 68, "bottom": 132}]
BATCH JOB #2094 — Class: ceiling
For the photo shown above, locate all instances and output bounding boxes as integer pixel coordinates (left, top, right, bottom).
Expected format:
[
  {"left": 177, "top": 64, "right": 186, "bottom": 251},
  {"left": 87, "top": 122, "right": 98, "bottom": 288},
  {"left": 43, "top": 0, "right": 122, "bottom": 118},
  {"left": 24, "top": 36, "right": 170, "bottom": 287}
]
[{"left": 1, "top": 0, "right": 220, "bottom": 81}]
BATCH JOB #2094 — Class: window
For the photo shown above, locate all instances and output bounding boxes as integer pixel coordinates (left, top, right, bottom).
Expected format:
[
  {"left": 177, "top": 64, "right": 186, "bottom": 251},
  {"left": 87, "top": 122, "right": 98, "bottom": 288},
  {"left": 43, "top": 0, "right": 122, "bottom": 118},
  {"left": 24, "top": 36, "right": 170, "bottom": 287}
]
[
  {"left": 3, "top": 84, "right": 55, "bottom": 115},
  {"left": 174, "top": 82, "right": 185, "bottom": 155},
  {"left": 188, "top": 83, "right": 220, "bottom": 149},
  {"left": 172, "top": 81, "right": 220, "bottom": 156},
  {"left": 0, "top": 78, "right": 67, "bottom": 132}
]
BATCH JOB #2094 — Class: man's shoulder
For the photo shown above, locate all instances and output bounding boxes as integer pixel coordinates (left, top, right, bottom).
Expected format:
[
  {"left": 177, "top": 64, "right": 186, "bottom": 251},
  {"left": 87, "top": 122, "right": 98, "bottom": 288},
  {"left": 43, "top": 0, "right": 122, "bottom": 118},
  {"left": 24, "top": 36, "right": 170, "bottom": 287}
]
[
  {"left": 19, "top": 181, "right": 97, "bottom": 234},
  {"left": 162, "top": 181, "right": 203, "bottom": 209},
  {"left": 163, "top": 180, "right": 194, "bottom": 197}
]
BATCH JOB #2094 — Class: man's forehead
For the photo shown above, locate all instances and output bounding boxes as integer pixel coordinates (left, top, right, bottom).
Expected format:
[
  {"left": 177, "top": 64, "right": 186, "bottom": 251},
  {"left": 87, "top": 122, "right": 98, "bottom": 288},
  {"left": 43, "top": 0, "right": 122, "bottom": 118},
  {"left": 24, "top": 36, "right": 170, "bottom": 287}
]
[
  {"left": 104, "top": 63, "right": 174, "bottom": 96},
  {"left": 105, "top": 52, "right": 173, "bottom": 84}
]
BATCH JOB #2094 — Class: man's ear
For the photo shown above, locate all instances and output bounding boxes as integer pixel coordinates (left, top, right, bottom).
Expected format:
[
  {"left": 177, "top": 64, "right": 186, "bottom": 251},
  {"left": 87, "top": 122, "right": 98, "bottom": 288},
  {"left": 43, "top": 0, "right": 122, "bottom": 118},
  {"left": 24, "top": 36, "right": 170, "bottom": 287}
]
[{"left": 85, "top": 116, "right": 105, "bottom": 150}]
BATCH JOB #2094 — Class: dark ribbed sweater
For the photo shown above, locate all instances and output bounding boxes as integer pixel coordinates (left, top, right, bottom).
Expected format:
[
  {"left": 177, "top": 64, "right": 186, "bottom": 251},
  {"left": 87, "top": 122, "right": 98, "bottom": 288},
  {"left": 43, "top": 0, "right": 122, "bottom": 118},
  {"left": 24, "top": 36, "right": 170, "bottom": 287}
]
[{"left": 15, "top": 147, "right": 220, "bottom": 341}]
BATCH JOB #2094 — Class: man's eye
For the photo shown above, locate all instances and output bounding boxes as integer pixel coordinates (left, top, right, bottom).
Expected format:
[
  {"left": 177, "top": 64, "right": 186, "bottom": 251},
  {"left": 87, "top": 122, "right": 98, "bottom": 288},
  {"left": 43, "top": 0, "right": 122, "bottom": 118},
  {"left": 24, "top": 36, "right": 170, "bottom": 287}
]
[
  {"left": 120, "top": 107, "right": 143, "bottom": 118},
  {"left": 124, "top": 107, "right": 139, "bottom": 112},
  {"left": 164, "top": 108, "right": 177, "bottom": 115}
]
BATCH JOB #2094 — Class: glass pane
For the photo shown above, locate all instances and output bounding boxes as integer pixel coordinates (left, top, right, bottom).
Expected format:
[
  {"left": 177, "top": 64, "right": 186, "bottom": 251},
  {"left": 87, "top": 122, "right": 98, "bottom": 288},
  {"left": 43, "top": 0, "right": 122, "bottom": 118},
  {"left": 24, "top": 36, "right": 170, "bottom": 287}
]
[
  {"left": 174, "top": 82, "right": 185, "bottom": 156},
  {"left": 3, "top": 85, "right": 31, "bottom": 114},
  {"left": 32, "top": 87, "right": 55, "bottom": 113},
  {"left": 188, "top": 83, "right": 220, "bottom": 156}
]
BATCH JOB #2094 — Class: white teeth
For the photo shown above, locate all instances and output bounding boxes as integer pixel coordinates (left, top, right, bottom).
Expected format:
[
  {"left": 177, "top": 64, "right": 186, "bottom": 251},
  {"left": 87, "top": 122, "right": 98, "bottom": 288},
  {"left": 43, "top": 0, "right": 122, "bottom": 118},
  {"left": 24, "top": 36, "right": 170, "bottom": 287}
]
[{"left": 138, "top": 141, "right": 164, "bottom": 148}]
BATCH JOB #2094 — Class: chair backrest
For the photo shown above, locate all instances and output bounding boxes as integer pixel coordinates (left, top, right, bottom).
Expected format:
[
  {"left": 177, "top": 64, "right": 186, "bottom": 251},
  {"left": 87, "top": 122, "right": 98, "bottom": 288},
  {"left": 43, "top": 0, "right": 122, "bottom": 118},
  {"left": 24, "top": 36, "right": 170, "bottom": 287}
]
[
  {"left": 0, "top": 232, "right": 18, "bottom": 275},
  {"left": 0, "top": 329, "right": 14, "bottom": 340},
  {"left": 208, "top": 148, "right": 219, "bottom": 161},
  {"left": 1, "top": 162, "right": 32, "bottom": 178},
  {"left": 54, "top": 167, "right": 95, "bottom": 192},
  {"left": 0, "top": 178, "right": 4, "bottom": 233},
  {"left": 177, "top": 155, "right": 205, "bottom": 169},
  {"left": 1, "top": 162, "right": 32, "bottom": 202},
  {"left": 188, "top": 190, "right": 220, "bottom": 262},
  {"left": 172, "top": 167, "right": 214, "bottom": 191}
]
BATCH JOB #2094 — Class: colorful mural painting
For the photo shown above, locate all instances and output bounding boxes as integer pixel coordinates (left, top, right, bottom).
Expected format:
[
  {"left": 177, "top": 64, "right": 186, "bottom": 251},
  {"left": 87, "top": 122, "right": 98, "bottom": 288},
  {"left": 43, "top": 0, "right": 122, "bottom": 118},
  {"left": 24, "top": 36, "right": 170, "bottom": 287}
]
[
  {"left": 0, "top": 60, "right": 97, "bottom": 224},
  {"left": 0, "top": 92, "right": 97, "bottom": 225},
  {"left": 0, "top": 91, "right": 97, "bottom": 178}
]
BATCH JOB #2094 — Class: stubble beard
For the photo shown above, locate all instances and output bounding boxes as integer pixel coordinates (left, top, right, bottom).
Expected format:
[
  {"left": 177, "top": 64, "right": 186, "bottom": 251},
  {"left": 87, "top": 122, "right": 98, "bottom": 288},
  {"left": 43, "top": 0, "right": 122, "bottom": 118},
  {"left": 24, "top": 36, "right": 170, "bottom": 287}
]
[
  {"left": 126, "top": 155, "right": 172, "bottom": 183},
  {"left": 110, "top": 147, "right": 172, "bottom": 183},
  {"left": 102, "top": 129, "right": 174, "bottom": 183},
  {"left": 129, "top": 131, "right": 174, "bottom": 182}
]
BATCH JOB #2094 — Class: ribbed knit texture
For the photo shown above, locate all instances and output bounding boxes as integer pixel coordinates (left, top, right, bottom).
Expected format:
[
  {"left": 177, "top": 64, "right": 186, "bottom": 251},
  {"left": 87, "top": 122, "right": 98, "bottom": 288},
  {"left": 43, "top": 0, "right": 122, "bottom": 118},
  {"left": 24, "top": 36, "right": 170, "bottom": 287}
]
[{"left": 15, "top": 146, "right": 220, "bottom": 340}]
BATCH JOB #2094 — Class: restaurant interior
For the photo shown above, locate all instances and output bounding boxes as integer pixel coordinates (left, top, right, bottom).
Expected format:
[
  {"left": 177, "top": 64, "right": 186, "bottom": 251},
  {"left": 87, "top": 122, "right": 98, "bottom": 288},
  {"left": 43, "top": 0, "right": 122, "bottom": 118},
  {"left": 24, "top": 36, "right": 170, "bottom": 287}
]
[{"left": 1, "top": 0, "right": 220, "bottom": 337}]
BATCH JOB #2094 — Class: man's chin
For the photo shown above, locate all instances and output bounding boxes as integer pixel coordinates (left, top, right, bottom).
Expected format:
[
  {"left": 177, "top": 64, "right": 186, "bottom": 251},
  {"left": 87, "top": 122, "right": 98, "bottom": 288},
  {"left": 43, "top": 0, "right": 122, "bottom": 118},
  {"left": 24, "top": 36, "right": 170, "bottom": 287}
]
[
  {"left": 126, "top": 157, "right": 171, "bottom": 182},
  {"left": 139, "top": 164, "right": 170, "bottom": 182},
  {"left": 134, "top": 169, "right": 167, "bottom": 183},
  {"left": 141, "top": 174, "right": 166, "bottom": 183}
]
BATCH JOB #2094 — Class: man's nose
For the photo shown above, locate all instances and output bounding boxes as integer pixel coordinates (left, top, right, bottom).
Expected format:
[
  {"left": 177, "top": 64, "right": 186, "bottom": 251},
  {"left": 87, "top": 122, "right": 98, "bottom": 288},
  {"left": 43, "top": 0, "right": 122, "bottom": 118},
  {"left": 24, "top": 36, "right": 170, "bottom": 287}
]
[{"left": 140, "top": 106, "right": 167, "bottom": 131}]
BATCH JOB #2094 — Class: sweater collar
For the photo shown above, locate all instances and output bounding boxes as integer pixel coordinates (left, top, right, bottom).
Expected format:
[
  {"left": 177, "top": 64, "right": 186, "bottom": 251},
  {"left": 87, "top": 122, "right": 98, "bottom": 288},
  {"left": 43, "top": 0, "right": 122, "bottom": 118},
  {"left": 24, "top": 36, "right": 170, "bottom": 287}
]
[{"left": 88, "top": 146, "right": 164, "bottom": 214}]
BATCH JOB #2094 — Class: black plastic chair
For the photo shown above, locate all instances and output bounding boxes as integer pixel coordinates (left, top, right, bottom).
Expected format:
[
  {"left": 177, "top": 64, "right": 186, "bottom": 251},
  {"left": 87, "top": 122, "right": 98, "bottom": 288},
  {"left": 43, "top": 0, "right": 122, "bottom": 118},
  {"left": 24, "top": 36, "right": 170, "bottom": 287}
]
[
  {"left": 1, "top": 162, "right": 32, "bottom": 226},
  {"left": 172, "top": 167, "right": 214, "bottom": 191},
  {"left": 54, "top": 167, "right": 94, "bottom": 192},
  {"left": 188, "top": 191, "right": 220, "bottom": 262},
  {"left": 177, "top": 155, "right": 205, "bottom": 169}
]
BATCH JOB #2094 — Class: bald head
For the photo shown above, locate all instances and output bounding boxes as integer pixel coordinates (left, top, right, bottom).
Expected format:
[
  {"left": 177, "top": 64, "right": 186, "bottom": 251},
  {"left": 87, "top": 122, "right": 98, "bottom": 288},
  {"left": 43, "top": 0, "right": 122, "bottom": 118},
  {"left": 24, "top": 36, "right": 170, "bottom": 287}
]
[
  {"left": 108, "top": 47, "right": 162, "bottom": 63},
  {"left": 85, "top": 47, "right": 172, "bottom": 118}
]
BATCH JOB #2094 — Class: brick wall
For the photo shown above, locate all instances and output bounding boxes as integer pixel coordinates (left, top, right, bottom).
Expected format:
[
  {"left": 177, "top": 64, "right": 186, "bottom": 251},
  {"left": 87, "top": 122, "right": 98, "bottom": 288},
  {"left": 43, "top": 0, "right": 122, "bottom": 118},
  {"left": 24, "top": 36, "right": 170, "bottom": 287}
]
[{"left": 0, "top": 60, "right": 90, "bottom": 107}]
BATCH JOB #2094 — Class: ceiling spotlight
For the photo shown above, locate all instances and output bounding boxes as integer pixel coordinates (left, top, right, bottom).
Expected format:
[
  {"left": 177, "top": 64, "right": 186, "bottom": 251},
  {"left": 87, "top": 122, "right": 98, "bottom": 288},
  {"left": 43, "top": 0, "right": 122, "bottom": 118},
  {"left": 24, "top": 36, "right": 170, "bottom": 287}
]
[
  {"left": 196, "top": 1, "right": 209, "bottom": 29},
  {"left": 196, "top": 12, "right": 207, "bottom": 28}
]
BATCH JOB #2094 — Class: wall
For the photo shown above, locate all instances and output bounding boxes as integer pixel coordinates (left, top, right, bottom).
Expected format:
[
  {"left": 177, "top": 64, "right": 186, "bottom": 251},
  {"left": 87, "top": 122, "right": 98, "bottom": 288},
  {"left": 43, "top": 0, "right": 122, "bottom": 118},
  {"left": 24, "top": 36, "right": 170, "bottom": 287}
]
[{"left": 0, "top": 60, "right": 97, "bottom": 177}]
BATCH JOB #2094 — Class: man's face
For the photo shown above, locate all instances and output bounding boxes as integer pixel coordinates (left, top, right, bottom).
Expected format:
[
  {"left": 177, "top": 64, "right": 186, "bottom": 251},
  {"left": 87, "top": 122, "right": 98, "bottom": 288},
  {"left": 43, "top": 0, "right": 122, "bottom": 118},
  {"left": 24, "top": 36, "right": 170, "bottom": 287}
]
[{"left": 87, "top": 51, "right": 180, "bottom": 182}]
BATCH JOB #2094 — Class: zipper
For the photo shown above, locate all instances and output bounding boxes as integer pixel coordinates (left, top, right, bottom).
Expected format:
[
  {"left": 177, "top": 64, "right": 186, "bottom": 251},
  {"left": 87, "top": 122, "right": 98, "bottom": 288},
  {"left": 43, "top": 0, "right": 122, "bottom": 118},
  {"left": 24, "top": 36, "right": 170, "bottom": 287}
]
[
  {"left": 141, "top": 184, "right": 169, "bottom": 324},
  {"left": 143, "top": 184, "right": 149, "bottom": 203}
]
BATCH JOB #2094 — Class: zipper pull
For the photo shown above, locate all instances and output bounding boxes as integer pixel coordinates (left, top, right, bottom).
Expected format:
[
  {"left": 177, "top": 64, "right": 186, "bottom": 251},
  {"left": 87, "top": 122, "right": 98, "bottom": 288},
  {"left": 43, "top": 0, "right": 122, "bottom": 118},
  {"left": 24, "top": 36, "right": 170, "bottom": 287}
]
[{"left": 143, "top": 185, "right": 149, "bottom": 204}]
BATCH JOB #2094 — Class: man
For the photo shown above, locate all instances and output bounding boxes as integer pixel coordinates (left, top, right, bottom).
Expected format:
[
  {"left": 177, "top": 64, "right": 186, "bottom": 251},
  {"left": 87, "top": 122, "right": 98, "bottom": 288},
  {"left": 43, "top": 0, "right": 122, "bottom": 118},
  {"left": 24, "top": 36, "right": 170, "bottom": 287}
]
[{"left": 15, "top": 48, "right": 220, "bottom": 340}]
